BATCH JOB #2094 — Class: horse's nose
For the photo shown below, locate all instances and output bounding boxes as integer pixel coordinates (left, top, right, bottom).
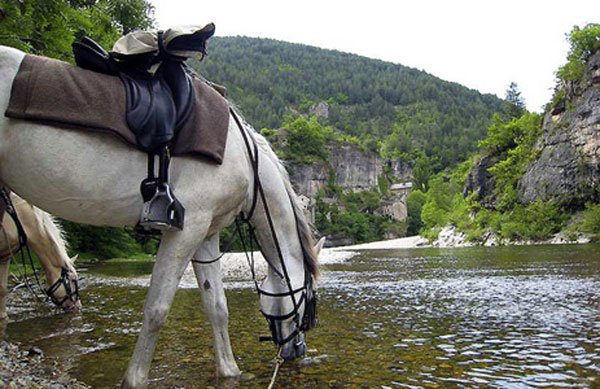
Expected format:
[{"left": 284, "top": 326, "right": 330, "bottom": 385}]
[
  {"left": 280, "top": 343, "right": 297, "bottom": 361},
  {"left": 65, "top": 299, "right": 82, "bottom": 313},
  {"left": 280, "top": 335, "right": 307, "bottom": 361}
]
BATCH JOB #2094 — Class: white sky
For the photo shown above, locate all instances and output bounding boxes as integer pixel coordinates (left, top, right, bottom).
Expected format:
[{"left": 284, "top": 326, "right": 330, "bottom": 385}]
[{"left": 151, "top": 0, "right": 600, "bottom": 112}]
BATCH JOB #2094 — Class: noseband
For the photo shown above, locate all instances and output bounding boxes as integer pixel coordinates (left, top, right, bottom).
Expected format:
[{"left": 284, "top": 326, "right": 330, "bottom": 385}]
[
  {"left": 46, "top": 266, "right": 80, "bottom": 308},
  {"left": 257, "top": 270, "right": 316, "bottom": 345}
]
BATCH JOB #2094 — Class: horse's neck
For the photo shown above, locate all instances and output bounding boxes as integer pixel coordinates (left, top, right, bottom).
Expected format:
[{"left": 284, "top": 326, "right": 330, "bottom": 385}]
[
  {"left": 250, "top": 147, "right": 305, "bottom": 288},
  {"left": 16, "top": 200, "right": 69, "bottom": 279}
]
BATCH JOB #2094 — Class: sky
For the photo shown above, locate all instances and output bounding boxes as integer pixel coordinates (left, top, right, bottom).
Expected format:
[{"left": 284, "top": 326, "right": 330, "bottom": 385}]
[{"left": 151, "top": 0, "right": 600, "bottom": 112}]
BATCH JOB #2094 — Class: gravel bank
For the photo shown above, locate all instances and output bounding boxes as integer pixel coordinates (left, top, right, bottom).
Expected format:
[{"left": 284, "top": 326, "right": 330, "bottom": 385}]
[
  {"left": 180, "top": 235, "right": 423, "bottom": 284},
  {"left": 0, "top": 340, "right": 89, "bottom": 388}
]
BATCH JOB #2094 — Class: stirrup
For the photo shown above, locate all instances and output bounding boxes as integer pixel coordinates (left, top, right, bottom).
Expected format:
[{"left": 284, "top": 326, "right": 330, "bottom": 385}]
[{"left": 139, "top": 183, "right": 185, "bottom": 231}]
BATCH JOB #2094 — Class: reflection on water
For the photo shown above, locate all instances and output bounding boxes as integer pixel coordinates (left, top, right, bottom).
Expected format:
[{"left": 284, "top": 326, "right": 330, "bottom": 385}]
[{"left": 5, "top": 244, "right": 600, "bottom": 387}]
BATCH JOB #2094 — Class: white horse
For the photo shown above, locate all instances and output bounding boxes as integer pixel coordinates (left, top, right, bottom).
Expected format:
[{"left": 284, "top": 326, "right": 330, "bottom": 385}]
[
  {"left": 0, "top": 45, "right": 322, "bottom": 388},
  {"left": 0, "top": 193, "right": 80, "bottom": 320}
]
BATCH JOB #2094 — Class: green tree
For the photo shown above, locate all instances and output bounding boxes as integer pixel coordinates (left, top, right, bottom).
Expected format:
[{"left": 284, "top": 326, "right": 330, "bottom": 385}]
[
  {"left": 406, "top": 189, "right": 426, "bottom": 235},
  {"left": 504, "top": 82, "right": 526, "bottom": 118},
  {"left": 557, "top": 23, "right": 600, "bottom": 83},
  {"left": 286, "top": 116, "right": 331, "bottom": 163},
  {"left": 0, "top": 0, "right": 154, "bottom": 61},
  {"left": 411, "top": 151, "right": 433, "bottom": 191}
]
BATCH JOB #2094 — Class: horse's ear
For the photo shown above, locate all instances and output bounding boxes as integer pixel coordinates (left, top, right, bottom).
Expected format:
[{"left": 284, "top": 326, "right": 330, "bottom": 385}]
[
  {"left": 71, "top": 254, "right": 79, "bottom": 263},
  {"left": 314, "top": 237, "right": 326, "bottom": 256}
]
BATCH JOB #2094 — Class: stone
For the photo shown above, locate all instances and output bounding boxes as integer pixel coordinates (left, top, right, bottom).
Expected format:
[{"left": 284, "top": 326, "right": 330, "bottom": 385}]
[
  {"left": 464, "top": 154, "right": 498, "bottom": 208},
  {"left": 518, "top": 50, "right": 600, "bottom": 205},
  {"left": 310, "top": 101, "right": 329, "bottom": 118}
]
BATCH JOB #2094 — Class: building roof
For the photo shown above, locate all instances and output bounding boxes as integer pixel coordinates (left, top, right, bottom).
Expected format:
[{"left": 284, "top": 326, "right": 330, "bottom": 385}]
[{"left": 390, "top": 182, "right": 413, "bottom": 191}]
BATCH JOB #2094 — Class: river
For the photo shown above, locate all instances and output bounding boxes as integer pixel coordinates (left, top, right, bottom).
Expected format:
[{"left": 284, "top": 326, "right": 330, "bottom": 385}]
[{"left": 5, "top": 244, "right": 600, "bottom": 388}]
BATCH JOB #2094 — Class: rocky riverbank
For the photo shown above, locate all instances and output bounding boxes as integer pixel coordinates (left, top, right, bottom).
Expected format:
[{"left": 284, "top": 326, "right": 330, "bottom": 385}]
[
  {"left": 430, "top": 225, "right": 592, "bottom": 248},
  {"left": 0, "top": 340, "right": 89, "bottom": 388}
]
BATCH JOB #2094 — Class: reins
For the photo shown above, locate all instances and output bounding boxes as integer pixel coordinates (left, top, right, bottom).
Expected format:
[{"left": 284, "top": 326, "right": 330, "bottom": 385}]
[
  {"left": 230, "top": 108, "right": 310, "bottom": 337},
  {"left": 0, "top": 188, "right": 79, "bottom": 309}
]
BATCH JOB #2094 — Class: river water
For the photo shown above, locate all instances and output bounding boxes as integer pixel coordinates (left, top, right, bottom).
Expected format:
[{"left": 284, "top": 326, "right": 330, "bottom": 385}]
[{"left": 5, "top": 244, "right": 600, "bottom": 388}]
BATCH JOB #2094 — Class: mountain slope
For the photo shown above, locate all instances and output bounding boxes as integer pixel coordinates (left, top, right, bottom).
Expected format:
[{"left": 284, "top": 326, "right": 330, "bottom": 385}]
[{"left": 192, "top": 36, "right": 505, "bottom": 170}]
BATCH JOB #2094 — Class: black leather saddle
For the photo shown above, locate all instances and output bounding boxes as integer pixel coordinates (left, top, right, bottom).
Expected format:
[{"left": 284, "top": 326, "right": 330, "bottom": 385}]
[
  {"left": 72, "top": 28, "right": 213, "bottom": 231},
  {"left": 73, "top": 33, "right": 196, "bottom": 151}
]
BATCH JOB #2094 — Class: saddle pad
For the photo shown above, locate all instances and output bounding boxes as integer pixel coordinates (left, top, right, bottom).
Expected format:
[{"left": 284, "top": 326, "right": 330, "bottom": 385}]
[{"left": 5, "top": 54, "right": 230, "bottom": 164}]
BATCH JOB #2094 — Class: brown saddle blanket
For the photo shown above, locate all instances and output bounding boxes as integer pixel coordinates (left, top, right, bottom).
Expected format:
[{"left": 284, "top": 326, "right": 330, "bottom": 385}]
[{"left": 5, "top": 54, "right": 230, "bottom": 164}]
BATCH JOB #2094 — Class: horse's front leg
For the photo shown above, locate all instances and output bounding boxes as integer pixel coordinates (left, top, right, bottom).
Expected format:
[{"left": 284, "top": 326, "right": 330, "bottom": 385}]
[
  {"left": 121, "top": 230, "right": 201, "bottom": 389},
  {"left": 0, "top": 257, "right": 10, "bottom": 323},
  {"left": 193, "top": 235, "right": 241, "bottom": 378}
]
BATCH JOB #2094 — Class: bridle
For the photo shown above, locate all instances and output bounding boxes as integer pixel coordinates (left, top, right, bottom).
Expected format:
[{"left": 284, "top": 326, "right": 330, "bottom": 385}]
[
  {"left": 231, "top": 108, "right": 318, "bottom": 346},
  {"left": 0, "top": 188, "right": 80, "bottom": 310},
  {"left": 45, "top": 265, "right": 80, "bottom": 308}
]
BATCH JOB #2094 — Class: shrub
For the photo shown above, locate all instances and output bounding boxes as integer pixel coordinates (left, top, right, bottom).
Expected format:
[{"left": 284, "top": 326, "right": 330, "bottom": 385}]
[
  {"left": 581, "top": 203, "right": 600, "bottom": 233},
  {"left": 557, "top": 23, "right": 600, "bottom": 83}
]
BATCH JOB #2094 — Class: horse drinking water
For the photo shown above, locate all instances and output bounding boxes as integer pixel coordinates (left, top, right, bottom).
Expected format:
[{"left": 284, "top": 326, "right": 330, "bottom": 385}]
[
  {"left": 0, "top": 44, "right": 321, "bottom": 388},
  {"left": 0, "top": 192, "right": 80, "bottom": 320}
]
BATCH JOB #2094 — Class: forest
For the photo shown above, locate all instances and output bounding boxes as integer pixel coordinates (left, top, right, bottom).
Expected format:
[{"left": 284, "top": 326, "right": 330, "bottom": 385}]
[{"left": 193, "top": 36, "right": 505, "bottom": 175}]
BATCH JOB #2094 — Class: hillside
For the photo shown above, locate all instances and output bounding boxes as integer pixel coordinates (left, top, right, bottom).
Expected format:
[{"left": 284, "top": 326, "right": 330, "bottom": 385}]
[{"left": 192, "top": 36, "right": 505, "bottom": 173}]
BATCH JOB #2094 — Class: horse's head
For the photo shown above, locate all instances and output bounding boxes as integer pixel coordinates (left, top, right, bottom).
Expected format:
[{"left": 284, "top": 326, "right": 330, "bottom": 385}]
[
  {"left": 46, "top": 254, "right": 81, "bottom": 313},
  {"left": 258, "top": 237, "right": 325, "bottom": 360}
]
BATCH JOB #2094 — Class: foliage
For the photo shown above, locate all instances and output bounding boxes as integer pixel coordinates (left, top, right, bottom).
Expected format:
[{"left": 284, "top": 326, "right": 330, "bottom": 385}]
[
  {"left": 504, "top": 82, "right": 526, "bottom": 118},
  {"left": 284, "top": 116, "right": 332, "bottom": 164},
  {"left": 314, "top": 188, "right": 403, "bottom": 244},
  {"left": 194, "top": 37, "right": 504, "bottom": 172},
  {"left": 580, "top": 203, "right": 600, "bottom": 233},
  {"left": 412, "top": 24, "right": 600, "bottom": 245},
  {"left": 495, "top": 201, "right": 567, "bottom": 241},
  {"left": 484, "top": 114, "right": 542, "bottom": 209},
  {"left": 61, "top": 221, "right": 142, "bottom": 259},
  {"left": 419, "top": 158, "right": 474, "bottom": 232},
  {"left": 406, "top": 189, "right": 426, "bottom": 236},
  {"left": 0, "top": 0, "right": 154, "bottom": 61},
  {"left": 567, "top": 203, "right": 600, "bottom": 236},
  {"left": 557, "top": 23, "right": 600, "bottom": 83},
  {"left": 417, "top": 110, "right": 570, "bottom": 243}
]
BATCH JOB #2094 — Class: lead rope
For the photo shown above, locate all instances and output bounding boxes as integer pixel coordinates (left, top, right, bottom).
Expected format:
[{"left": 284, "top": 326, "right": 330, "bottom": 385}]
[{"left": 267, "top": 347, "right": 284, "bottom": 389}]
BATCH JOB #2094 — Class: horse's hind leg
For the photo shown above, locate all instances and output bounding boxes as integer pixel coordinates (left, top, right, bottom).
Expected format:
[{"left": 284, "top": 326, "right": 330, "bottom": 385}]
[
  {"left": 121, "top": 228, "right": 203, "bottom": 389},
  {"left": 193, "top": 235, "right": 241, "bottom": 378}
]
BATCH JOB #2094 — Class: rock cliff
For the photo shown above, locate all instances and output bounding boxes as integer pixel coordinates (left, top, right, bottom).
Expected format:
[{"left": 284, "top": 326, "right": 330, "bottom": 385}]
[
  {"left": 519, "top": 50, "right": 600, "bottom": 204},
  {"left": 289, "top": 142, "right": 383, "bottom": 198},
  {"left": 288, "top": 140, "right": 413, "bottom": 224},
  {"left": 465, "top": 50, "right": 600, "bottom": 207}
]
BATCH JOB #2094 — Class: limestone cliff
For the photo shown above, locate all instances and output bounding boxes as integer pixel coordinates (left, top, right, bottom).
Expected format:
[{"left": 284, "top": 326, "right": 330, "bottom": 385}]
[
  {"left": 518, "top": 50, "right": 600, "bottom": 204},
  {"left": 289, "top": 142, "right": 383, "bottom": 198},
  {"left": 287, "top": 140, "right": 412, "bottom": 224},
  {"left": 466, "top": 50, "right": 600, "bottom": 207}
]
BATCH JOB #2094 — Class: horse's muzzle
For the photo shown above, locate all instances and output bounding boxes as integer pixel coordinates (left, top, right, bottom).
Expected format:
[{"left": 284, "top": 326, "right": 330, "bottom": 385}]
[
  {"left": 280, "top": 332, "right": 307, "bottom": 361},
  {"left": 63, "top": 299, "right": 82, "bottom": 313}
]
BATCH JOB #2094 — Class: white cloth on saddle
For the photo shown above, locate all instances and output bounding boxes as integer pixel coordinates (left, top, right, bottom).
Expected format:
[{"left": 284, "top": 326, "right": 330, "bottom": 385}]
[{"left": 111, "top": 23, "right": 215, "bottom": 61}]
